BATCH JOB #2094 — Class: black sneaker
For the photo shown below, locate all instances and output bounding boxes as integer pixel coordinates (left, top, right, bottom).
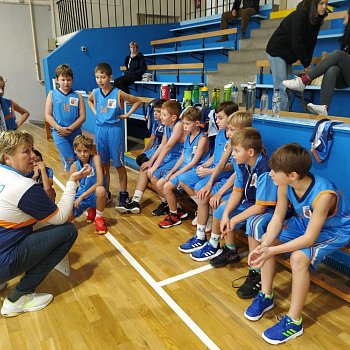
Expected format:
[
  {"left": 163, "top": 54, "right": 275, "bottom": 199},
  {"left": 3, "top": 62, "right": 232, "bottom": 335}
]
[
  {"left": 152, "top": 202, "right": 169, "bottom": 216},
  {"left": 115, "top": 199, "right": 141, "bottom": 214},
  {"left": 235, "top": 269, "right": 261, "bottom": 299},
  {"left": 115, "top": 191, "right": 129, "bottom": 211},
  {"left": 209, "top": 245, "right": 240, "bottom": 268}
]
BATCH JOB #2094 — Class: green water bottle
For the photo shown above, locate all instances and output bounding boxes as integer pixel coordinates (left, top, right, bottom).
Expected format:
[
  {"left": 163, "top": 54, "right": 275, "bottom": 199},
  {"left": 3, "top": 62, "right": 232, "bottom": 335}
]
[
  {"left": 183, "top": 86, "right": 192, "bottom": 107},
  {"left": 192, "top": 85, "right": 199, "bottom": 104}
]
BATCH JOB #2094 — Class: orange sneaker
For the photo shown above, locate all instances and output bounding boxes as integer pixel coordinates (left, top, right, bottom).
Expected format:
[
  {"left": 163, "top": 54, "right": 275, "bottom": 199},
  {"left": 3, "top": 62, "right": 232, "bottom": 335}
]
[
  {"left": 86, "top": 208, "right": 96, "bottom": 222},
  {"left": 94, "top": 216, "right": 107, "bottom": 235}
]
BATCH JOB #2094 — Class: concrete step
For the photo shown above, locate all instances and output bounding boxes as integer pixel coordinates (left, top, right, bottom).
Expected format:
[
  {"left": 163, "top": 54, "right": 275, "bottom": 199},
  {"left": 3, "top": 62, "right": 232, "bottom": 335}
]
[
  {"left": 217, "top": 62, "right": 258, "bottom": 76},
  {"left": 259, "top": 18, "right": 283, "bottom": 29},
  {"left": 239, "top": 38, "right": 268, "bottom": 50},
  {"left": 250, "top": 27, "right": 276, "bottom": 40},
  {"left": 228, "top": 49, "right": 267, "bottom": 64}
]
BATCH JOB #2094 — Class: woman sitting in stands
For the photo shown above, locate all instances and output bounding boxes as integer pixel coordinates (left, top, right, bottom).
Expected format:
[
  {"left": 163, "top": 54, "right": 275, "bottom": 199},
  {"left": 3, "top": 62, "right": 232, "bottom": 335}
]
[{"left": 283, "top": 7, "right": 350, "bottom": 116}]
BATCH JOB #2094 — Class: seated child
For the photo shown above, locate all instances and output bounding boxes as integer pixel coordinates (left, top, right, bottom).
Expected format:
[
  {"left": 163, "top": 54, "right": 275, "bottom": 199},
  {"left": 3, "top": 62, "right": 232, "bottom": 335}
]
[
  {"left": 70, "top": 135, "right": 107, "bottom": 235},
  {"left": 31, "top": 149, "right": 56, "bottom": 202},
  {"left": 194, "top": 128, "right": 277, "bottom": 269},
  {"left": 136, "top": 99, "right": 166, "bottom": 166},
  {"left": 179, "top": 111, "right": 252, "bottom": 255},
  {"left": 116, "top": 100, "right": 186, "bottom": 215},
  {"left": 156, "top": 107, "right": 209, "bottom": 228},
  {"left": 244, "top": 143, "right": 350, "bottom": 345}
]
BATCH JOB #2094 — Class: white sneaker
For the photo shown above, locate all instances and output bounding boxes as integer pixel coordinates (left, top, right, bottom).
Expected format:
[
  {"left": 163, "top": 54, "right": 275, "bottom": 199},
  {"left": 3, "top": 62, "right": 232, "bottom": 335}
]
[
  {"left": 282, "top": 77, "right": 305, "bottom": 92},
  {"left": 1, "top": 293, "right": 53, "bottom": 317},
  {"left": 192, "top": 211, "right": 198, "bottom": 226},
  {"left": 0, "top": 282, "right": 7, "bottom": 291},
  {"left": 307, "top": 103, "right": 328, "bottom": 116},
  {"left": 205, "top": 214, "right": 213, "bottom": 232}
]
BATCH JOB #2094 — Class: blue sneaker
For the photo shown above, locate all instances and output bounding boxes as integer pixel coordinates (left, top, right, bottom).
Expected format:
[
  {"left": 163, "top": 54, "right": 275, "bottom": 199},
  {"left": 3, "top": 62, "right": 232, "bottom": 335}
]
[
  {"left": 244, "top": 291, "right": 274, "bottom": 321},
  {"left": 262, "top": 315, "right": 303, "bottom": 345},
  {"left": 179, "top": 235, "right": 206, "bottom": 253},
  {"left": 190, "top": 242, "right": 221, "bottom": 262}
]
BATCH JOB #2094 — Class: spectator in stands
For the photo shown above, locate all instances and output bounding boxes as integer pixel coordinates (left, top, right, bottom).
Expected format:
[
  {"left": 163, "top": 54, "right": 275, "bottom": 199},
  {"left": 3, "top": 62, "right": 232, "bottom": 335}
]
[
  {"left": 244, "top": 144, "right": 350, "bottom": 344},
  {"left": 0, "top": 130, "right": 90, "bottom": 317},
  {"left": 266, "top": 0, "right": 328, "bottom": 111},
  {"left": 114, "top": 41, "right": 147, "bottom": 94},
  {"left": 216, "top": 0, "right": 260, "bottom": 42},
  {"left": 282, "top": 7, "right": 350, "bottom": 116},
  {"left": 0, "top": 76, "right": 30, "bottom": 130}
]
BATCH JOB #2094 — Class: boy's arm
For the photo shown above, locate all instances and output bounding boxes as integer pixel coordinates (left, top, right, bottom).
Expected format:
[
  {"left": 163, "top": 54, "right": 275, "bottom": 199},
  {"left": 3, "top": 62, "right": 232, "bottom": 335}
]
[
  {"left": 220, "top": 189, "right": 244, "bottom": 235},
  {"left": 87, "top": 91, "right": 96, "bottom": 115},
  {"left": 68, "top": 93, "right": 86, "bottom": 131},
  {"left": 166, "top": 154, "right": 184, "bottom": 179},
  {"left": 201, "top": 155, "right": 214, "bottom": 168},
  {"left": 119, "top": 91, "right": 142, "bottom": 119},
  {"left": 140, "top": 133, "right": 167, "bottom": 171},
  {"left": 45, "top": 91, "right": 63, "bottom": 131},
  {"left": 143, "top": 134, "right": 156, "bottom": 152},
  {"left": 12, "top": 101, "right": 30, "bottom": 127},
  {"left": 210, "top": 172, "right": 236, "bottom": 209},
  {"left": 37, "top": 162, "right": 53, "bottom": 191}
]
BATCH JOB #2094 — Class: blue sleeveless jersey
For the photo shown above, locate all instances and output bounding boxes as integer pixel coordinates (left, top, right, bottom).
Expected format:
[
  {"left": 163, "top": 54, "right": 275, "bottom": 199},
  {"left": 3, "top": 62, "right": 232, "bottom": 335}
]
[
  {"left": 164, "top": 120, "right": 184, "bottom": 161},
  {"left": 52, "top": 89, "right": 80, "bottom": 127},
  {"left": 76, "top": 155, "right": 97, "bottom": 192},
  {"left": 0, "top": 97, "right": 17, "bottom": 130},
  {"left": 286, "top": 174, "right": 350, "bottom": 234},
  {"left": 213, "top": 129, "right": 233, "bottom": 166},
  {"left": 152, "top": 120, "right": 164, "bottom": 148},
  {"left": 93, "top": 87, "right": 122, "bottom": 126},
  {"left": 183, "top": 130, "right": 209, "bottom": 165}
]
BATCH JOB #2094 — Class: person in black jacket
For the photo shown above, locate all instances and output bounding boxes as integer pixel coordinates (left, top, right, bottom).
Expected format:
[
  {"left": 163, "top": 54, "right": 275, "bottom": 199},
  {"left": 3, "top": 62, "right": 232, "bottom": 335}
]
[
  {"left": 114, "top": 41, "right": 147, "bottom": 94},
  {"left": 283, "top": 7, "right": 350, "bottom": 116},
  {"left": 266, "top": 0, "right": 328, "bottom": 111},
  {"left": 216, "top": 0, "right": 260, "bottom": 42}
]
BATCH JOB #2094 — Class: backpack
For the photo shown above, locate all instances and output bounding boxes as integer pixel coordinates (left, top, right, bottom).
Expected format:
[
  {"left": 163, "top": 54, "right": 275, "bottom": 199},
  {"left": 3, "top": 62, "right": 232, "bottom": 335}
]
[{"left": 310, "top": 118, "right": 342, "bottom": 163}]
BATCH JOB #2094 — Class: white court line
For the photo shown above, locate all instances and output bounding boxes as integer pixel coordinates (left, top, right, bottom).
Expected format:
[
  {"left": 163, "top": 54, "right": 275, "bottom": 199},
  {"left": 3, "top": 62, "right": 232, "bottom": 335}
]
[
  {"left": 53, "top": 176, "right": 220, "bottom": 350},
  {"left": 53, "top": 175, "right": 66, "bottom": 191},
  {"left": 158, "top": 264, "right": 213, "bottom": 287}
]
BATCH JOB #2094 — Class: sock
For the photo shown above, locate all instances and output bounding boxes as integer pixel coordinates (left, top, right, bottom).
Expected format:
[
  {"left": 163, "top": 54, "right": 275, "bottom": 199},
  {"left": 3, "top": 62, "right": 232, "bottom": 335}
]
[
  {"left": 225, "top": 243, "right": 236, "bottom": 251},
  {"left": 288, "top": 315, "right": 302, "bottom": 324},
  {"left": 263, "top": 291, "right": 273, "bottom": 299},
  {"left": 96, "top": 210, "right": 104, "bottom": 217},
  {"left": 209, "top": 233, "right": 220, "bottom": 248},
  {"left": 196, "top": 224, "right": 206, "bottom": 240},
  {"left": 190, "top": 195, "right": 199, "bottom": 205},
  {"left": 8, "top": 288, "right": 27, "bottom": 303},
  {"left": 170, "top": 210, "right": 177, "bottom": 215},
  {"left": 160, "top": 197, "right": 167, "bottom": 203},
  {"left": 132, "top": 190, "right": 143, "bottom": 203},
  {"left": 209, "top": 207, "right": 213, "bottom": 214},
  {"left": 250, "top": 267, "right": 260, "bottom": 273},
  {"left": 301, "top": 74, "right": 311, "bottom": 85}
]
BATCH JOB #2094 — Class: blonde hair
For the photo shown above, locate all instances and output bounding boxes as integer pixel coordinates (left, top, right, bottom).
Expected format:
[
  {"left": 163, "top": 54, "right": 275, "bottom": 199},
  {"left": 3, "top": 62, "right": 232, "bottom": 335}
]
[
  {"left": 227, "top": 111, "right": 253, "bottom": 129},
  {"left": 182, "top": 107, "right": 202, "bottom": 122},
  {"left": 0, "top": 131, "right": 34, "bottom": 164},
  {"left": 73, "top": 134, "right": 94, "bottom": 150},
  {"left": 231, "top": 127, "right": 262, "bottom": 153}
]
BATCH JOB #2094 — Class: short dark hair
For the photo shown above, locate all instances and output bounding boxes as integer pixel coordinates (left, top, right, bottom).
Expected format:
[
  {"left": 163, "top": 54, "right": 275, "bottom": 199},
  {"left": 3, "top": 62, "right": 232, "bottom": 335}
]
[
  {"left": 95, "top": 63, "right": 112, "bottom": 76},
  {"left": 216, "top": 101, "right": 239, "bottom": 117},
  {"left": 231, "top": 127, "right": 262, "bottom": 154},
  {"left": 182, "top": 107, "right": 202, "bottom": 122},
  {"left": 33, "top": 149, "right": 43, "bottom": 161},
  {"left": 269, "top": 143, "right": 312, "bottom": 179},
  {"left": 55, "top": 64, "right": 73, "bottom": 79},
  {"left": 154, "top": 99, "right": 167, "bottom": 109}
]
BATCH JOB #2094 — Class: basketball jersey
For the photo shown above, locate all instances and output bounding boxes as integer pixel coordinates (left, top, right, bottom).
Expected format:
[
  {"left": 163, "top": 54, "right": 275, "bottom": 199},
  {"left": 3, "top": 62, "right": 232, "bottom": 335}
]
[
  {"left": 286, "top": 174, "right": 350, "bottom": 233},
  {"left": 52, "top": 89, "right": 80, "bottom": 127},
  {"left": 164, "top": 120, "right": 184, "bottom": 161},
  {"left": 75, "top": 155, "right": 97, "bottom": 193},
  {"left": 152, "top": 120, "right": 164, "bottom": 148},
  {"left": 212, "top": 129, "right": 233, "bottom": 167},
  {"left": 183, "top": 130, "right": 209, "bottom": 165},
  {"left": 0, "top": 97, "right": 17, "bottom": 130},
  {"left": 93, "top": 87, "right": 122, "bottom": 126}
]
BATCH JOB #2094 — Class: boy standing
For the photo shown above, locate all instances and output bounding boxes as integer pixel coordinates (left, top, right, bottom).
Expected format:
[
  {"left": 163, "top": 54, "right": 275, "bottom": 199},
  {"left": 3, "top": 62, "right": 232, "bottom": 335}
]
[
  {"left": 88, "top": 63, "right": 141, "bottom": 207},
  {"left": 245, "top": 143, "right": 350, "bottom": 344},
  {"left": 45, "top": 64, "right": 86, "bottom": 177},
  {"left": 157, "top": 107, "right": 209, "bottom": 228},
  {"left": 70, "top": 135, "right": 107, "bottom": 234}
]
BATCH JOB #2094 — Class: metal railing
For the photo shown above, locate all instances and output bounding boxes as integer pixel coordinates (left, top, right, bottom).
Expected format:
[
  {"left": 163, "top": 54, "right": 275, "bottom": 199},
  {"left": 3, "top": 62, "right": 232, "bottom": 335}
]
[{"left": 56, "top": 0, "right": 269, "bottom": 36}]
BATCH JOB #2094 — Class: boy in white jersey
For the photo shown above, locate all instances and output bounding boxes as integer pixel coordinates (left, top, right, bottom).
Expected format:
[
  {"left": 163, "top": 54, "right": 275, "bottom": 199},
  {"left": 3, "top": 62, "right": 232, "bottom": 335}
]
[
  {"left": 45, "top": 64, "right": 86, "bottom": 178},
  {"left": 245, "top": 143, "right": 350, "bottom": 345},
  {"left": 88, "top": 63, "right": 141, "bottom": 208}
]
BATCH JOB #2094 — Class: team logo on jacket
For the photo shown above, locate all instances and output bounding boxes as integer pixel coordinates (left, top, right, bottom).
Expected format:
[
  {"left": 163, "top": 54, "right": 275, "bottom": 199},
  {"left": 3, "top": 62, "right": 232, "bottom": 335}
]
[
  {"left": 107, "top": 99, "right": 117, "bottom": 108},
  {"left": 69, "top": 97, "right": 79, "bottom": 106},
  {"left": 250, "top": 173, "right": 257, "bottom": 187},
  {"left": 303, "top": 206, "right": 312, "bottom": 218}
]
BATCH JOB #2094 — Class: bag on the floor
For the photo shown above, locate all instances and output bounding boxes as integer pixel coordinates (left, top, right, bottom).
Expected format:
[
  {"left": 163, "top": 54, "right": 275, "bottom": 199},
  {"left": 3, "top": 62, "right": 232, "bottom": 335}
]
[{"left": 141, "top": 72, "right": 153, "bottom": 82}]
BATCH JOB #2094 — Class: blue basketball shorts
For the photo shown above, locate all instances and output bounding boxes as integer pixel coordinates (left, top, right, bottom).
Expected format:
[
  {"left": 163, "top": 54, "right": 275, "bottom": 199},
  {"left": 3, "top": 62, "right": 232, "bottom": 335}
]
[{"left": 73, "top": 189, "right": 97, "bottom": 218}]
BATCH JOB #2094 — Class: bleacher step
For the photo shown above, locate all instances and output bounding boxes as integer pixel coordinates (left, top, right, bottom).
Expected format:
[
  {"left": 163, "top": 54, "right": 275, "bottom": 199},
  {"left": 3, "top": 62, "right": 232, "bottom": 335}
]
[{"left": 228, "top": 49, "right": 267, "bottom": 64}]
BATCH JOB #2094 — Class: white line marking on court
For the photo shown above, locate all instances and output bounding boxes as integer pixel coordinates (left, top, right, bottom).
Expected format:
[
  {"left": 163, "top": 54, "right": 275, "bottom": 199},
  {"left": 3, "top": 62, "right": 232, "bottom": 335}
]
[
  {"left": 105, "top": 233, "right": 220, "bottom": 350},
  {"left": 53, "top": 176, "right": 220, "bottom": 350},
  {"left": 158, "top": 264, "right": 213, "bottom": 287}
]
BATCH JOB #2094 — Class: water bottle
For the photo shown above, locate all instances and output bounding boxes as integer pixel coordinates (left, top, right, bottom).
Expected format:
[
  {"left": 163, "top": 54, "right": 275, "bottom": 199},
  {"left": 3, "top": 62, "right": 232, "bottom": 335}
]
[
  {"left": 183, "top": 86, "right": 192, "bottom": 107},
  {"left": 169, "top": 84, "right": 176, "bottom": 100},
  {"left": 272, "top": 89, "right": 281, "bottom": 117},
  {"left": 160, "top": 83, "right": 169, "bottom": 100},
  {"left": 200, "top": 86, "right": 209, "bottom": 107},
  {"left": 260, "top": 89, "right": 269, "bottom": 115},
  {"left": 231, "top": 84, "right": 239, "bottom": 106},
  {"left": 246, "top": 81, "right": 256, "bottom": 114},
  {"left": 192, "top": 85, "right": 200, "bottom": 104},
  {"left": 211, "top": 88, "right": 220, "bottom": 109},
  {"left": 224, "top": 83, "right": 233, "bottom": 101}
]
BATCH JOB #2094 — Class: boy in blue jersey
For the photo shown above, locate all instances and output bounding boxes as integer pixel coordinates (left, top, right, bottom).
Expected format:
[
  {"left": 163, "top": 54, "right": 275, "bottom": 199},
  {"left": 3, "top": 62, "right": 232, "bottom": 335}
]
[
  {"left": 157, "top": 107, "right": 209, "bottom": 228},
  {"left": 88, "top": 63, "right": 141, "bottom": 208},
  {"left": 244, "top": 144, "right": 350, "bottom": 345},
  {"left": 45, "top": 65, "right": 86, "bottom": 178},
  {"left": 136, "top": 99, "right": 166, "bottom": 166},
  {"left": 0, "top": 76, "right": 30, "bottom": 130},
  {"left": 193, "top": 128, "right": 277, "bottom": 267},
  {"left": 70, "top": 135, "right": 107, "bottom": 234}
]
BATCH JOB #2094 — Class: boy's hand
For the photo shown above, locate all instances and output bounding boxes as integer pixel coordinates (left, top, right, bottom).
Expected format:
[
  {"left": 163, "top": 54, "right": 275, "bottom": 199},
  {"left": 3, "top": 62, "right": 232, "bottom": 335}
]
[
  {"left": 148, "top": 166, "right": 157, "bottom": 178},
  {"left": 209, "top": 193, "right": 222, "bottom": 210},
  {"left": 196, "top": 166, "right": 210, "bottom": 178},
  {"left": 248, "top": 245, "right": 271, "bottom": 268},
  {"left": 58, "top": 126, "right": 72, "bottom": 137},
  {"left": 73, "top": 195, "right": 84, "bottom": 208},
  {"left": 32, "top": 165, "right": 40, "bottom": 179},
  {"left": 220, "top": 214, "right": 231, "bottom": 237},
  {"left": 36, "top": 161, "right": 46, "bottom": 172},
  {"left": 197, "top": 183, "right": 212, "bottom": 200},
  {"left": 70, "top": 164, "right": 91, "bottom": 181},
  {"left": 119, "top": 114, "right": 129, "bottom": 119},
  {"left": 140, "top": 160, "right": 152, "bottom": 171}
]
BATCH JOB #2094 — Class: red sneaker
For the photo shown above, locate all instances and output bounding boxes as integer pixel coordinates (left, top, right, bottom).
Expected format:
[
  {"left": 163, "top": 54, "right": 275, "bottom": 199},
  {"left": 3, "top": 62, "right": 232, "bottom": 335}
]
[
  {"left": 158, "top": 214, "right": 181, "bottom": 228},
  {"left": 94, "top": 216, "right": 107, "bottom": 235},
  {"left": 86, "top": 208, "right": 96, "bottom": 222},
  {"left": 177, "top": 208, "right": 188, "bottom": 219}
]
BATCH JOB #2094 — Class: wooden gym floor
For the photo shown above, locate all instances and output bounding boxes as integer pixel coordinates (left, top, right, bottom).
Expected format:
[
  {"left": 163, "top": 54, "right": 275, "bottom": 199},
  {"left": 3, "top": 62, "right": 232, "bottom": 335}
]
[{"left": 1, "top": 123, "right": 349, "bottom": 350}]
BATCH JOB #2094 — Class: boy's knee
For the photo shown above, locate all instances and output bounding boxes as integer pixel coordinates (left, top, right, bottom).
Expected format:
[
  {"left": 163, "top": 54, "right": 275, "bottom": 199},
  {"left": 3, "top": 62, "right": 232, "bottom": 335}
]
[
  {"left": 163, "top": 182, "right": 174, "bottom": 195},
  {"left": 290, "top": 250, "right": 309, "bottom": 271},
  {"left": 95, "top": 185, "right": 106, "bottom": 197}
]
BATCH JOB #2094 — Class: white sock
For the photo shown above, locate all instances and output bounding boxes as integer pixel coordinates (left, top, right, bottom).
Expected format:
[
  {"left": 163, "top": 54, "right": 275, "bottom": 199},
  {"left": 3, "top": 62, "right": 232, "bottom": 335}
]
[
  {"left": 196, "top": 224, "right": 206, "bottom": 240},
  {"left": 190, "top": 195, "right": 199, "bottom": 205},
  {"left": 209, "top": 233, "right": 220, "bottom": 248},
  {"left": 96, "top": 210, "right": 104, "bottom": 217},
  {"left": 132, "top": 190, "right": 143, "bottom": 203},
  {"left": 160, "top": 197, "right": 167, "bottom": 203}
]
